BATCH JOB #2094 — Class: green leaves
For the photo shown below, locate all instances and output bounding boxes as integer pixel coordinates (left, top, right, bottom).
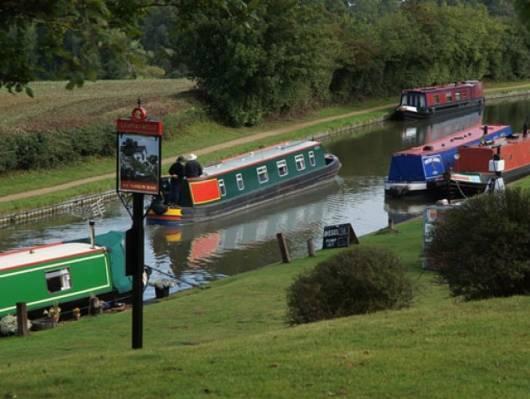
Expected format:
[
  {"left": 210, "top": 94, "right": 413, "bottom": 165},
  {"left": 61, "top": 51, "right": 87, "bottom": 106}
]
[
  {"left": 0, "top": 0, "right": 148, "bottom": 93},
  {"left": 174, "top": 0, "right": 339, "bottom": 126}
]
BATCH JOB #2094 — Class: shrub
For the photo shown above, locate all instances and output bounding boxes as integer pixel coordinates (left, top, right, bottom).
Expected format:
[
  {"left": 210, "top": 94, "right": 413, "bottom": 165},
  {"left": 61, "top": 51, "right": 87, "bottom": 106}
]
[
  {"left": 426, "top": 189, "right": 530, "bottom": 300},
  {"left": 286, "top": 246, "right": 413, "bottom": 325},
  {"left": 0, "top": 124, "right": 116, "bottom": 173}
]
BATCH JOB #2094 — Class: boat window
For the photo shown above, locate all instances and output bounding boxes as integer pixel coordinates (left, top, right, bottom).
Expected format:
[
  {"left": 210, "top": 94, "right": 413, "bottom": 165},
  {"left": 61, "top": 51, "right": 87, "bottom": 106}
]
[
  {"left": 455, "top": 92, "right": 461, "bottom": 101},
  {"left": 236, "top": 173, "right": 245, "bottom": 191},
  {"left": 257, "top": 166, "right": 269, "bottom": 184},
  {"left": 433, "top": 95, "right": 440, "bottom": 104},
  {"left": 295, "top": 154, "right": 306, "bottom": 171},
  {"left": 308, "top": 151, "right": 316, "bottom": 167},
  {"left": 276, "top": 160, "right": 288, "bottom": 177},
  {"left": 46, "top": 268, "right": 71, "bottom": 293},
  {"left": 401, "top": 94, "right": 408, "bottom": 105},
  {"left": 218, "top": 179, "right": 226, "bottom": 197},
  {"left": 446, "top": 92, "right": 453, "bottom": 102},
  {"left": 419, "top": 95, "right": 426, "bottom": 109}
]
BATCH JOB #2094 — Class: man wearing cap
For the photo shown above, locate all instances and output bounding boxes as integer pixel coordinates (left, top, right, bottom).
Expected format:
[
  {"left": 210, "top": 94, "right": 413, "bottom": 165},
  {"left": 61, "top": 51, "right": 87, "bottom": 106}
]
[{"left": 184, "top": 153, "right": 203, "bottom": 178}]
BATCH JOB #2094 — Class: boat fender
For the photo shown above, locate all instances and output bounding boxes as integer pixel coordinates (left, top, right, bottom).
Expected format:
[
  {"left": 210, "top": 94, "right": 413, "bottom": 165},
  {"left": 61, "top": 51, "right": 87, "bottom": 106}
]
[{"left": 151, "top": 197, "right": 168, "bottom": 215}]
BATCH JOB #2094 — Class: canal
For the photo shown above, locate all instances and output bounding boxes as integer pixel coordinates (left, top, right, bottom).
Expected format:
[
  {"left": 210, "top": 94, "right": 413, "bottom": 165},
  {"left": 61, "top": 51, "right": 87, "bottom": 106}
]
[{"left": 1, "top": 96, "right": 530, "bottom": 295}]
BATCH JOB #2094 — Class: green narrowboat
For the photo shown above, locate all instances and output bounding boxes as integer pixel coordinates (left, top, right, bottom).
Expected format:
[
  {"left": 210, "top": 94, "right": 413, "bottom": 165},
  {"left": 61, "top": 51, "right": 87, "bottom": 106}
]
[
  {"left": 0, "top": 230, "right": 131, "bottom": 318},
  {"left": 147, "top": 140, "right": 341, "bottom": 224}
]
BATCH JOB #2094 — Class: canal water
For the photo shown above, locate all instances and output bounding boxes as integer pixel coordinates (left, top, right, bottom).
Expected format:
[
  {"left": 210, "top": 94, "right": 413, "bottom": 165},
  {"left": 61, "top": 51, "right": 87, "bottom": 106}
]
[{"left": 1, "top": 96, "right": 530, "bottom": 295}]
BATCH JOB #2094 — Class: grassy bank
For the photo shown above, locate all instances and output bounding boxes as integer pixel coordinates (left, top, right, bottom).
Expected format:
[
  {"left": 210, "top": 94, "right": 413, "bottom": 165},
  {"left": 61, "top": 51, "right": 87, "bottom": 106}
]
[
  {"left": 1, "top": 220, "right": 529, "bottom": 398},
  {"left": 1, "top": 79, "right": 530, "bottom": 215}
]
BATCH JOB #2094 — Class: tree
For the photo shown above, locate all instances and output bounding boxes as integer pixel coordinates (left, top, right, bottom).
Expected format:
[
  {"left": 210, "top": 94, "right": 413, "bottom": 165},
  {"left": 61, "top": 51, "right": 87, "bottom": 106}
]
[
  {"left": 0, "top": 0, "right": 149, "bottom": 93},
  {"left": 174, "top": 0, "right": 341, "bottom": 126}
]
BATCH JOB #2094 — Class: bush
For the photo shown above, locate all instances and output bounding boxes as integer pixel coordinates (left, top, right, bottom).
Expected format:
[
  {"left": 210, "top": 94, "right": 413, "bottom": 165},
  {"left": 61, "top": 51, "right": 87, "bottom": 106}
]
[
  {"left": 286, "top": 246, "right": 413, "bottom": 325},
  {"left": 426, "top": 189, "right": 530, "bottom": 300},
  {"left": 0, "top": 124, "right": 116, "bottom": 173}
]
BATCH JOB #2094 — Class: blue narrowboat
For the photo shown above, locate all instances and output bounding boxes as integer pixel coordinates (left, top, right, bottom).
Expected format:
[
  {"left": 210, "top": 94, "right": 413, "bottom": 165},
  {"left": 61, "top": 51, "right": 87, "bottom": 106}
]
[{"left": 385, "top": 124, "right": 512, "bottom": 197}]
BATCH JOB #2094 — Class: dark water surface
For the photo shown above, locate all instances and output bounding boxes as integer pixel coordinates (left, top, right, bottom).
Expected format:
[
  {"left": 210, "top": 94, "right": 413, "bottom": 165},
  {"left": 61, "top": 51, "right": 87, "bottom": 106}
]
[{"left": 2, "top": 97, "right": 530, "bottom": 292}]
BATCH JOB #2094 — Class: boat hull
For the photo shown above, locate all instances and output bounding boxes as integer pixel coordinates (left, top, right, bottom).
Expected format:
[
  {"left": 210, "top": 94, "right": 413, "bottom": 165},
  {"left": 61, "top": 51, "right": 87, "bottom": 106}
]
[
  {"left": 450, "top": 158, "right": 530, "bottom": 197},
  {"left": 385, "top": 124, "right": 512, "bottom": 197},
  {"left": 394, "top": 98, "right": 484, "bottom": 120},
  {"left": 148, "top": 156, "right": 341, "bottom": 224},
  {"left": 0, "top": 231, "right": 131, "bottom": 318}
]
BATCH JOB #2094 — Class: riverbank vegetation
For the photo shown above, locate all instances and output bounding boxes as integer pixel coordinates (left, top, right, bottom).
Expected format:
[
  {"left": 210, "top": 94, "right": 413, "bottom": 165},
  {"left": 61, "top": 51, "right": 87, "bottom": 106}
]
[
  {"left": 4, "top": 1, "right": 530, "bottom": 127},
  {"left": 0, "top": 80, "right": 528, "bottom": 215},
  {"left": 1, "top": 219, "right": 529, "bottom": 398},
  {"left": 427, "top": 188, "right": 530, "bottom": 300},
  {"left": 2, "top": 1, "right": 530, "bottom": 195}
]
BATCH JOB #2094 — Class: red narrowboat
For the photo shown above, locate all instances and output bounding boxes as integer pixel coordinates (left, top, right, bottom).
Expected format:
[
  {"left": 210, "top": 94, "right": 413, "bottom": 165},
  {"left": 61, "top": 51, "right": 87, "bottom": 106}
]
[
  {"left": 395, "top": 80, "right": 484, "bottom": 120},
  {"left": 450, "top": 128, "right": 530, "bottom": 195}
]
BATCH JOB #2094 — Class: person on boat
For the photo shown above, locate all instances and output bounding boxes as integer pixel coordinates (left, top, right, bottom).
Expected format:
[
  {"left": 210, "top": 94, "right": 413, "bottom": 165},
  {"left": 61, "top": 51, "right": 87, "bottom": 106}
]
[
  {"left": 184, "top": 153, "right": 203, "bottom": 178},
  {"left": 168, "top": 155, "right": 185, "bottom": 204}
]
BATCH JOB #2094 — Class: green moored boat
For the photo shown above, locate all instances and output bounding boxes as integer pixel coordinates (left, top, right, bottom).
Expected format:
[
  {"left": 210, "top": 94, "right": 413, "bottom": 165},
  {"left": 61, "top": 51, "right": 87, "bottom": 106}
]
[
  {"left": 0, "top": 230, "right": 131, "bottom": 318},
  {"left": 147, "top": 140, "right": 341, "bottom": 224}
]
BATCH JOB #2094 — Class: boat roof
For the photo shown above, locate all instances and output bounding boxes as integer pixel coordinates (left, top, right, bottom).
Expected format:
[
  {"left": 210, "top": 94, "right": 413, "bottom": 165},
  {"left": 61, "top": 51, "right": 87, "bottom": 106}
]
[
  {"left": 201, "top": 140, "right": 321, "bottom": 177},
  {"left": 0, "top": 242, "right": 104, "bottom": 271},
  {"left": 404, "top": 80, "right": 480, "bottom": 94},
  {"left": 396, "top": 124, "right": 509, "bottom": 156},
  {"left": 462, "top": 133, "right": 530, "bottom": 150}
]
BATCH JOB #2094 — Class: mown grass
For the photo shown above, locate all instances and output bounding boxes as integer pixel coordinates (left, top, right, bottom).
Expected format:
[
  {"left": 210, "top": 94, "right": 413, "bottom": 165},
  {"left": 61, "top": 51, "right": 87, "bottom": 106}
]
[
  {"left": 0, "top": 79, "right": 195, "bottom": 131},
  {"left": 1, "top": 220, "right": 529, "bottom": 398},
  {"left": 483, "top": 79, "right": 530, "bottom": 91}
]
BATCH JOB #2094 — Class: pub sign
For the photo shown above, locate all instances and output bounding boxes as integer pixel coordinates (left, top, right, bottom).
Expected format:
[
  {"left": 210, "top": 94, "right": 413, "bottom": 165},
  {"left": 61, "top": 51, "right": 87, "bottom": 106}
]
[{"left": 116, "top": 105, "right": 163, "bottom": 195}]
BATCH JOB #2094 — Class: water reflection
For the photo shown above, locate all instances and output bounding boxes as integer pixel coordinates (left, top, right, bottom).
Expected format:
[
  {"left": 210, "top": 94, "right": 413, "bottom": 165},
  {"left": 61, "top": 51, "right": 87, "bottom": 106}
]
[
  {"left": 150, "top": 181, "right": 339, "bottom": 276},
  {"left": 400, "top": 110, "right": 482, "bottom": 145},
  {"left": 2, "top": 97, "right": 530, "bottom": 288}
]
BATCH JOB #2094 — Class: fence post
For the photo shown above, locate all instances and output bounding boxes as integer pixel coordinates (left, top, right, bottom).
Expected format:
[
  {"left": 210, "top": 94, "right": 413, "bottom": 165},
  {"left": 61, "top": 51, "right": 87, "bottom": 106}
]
[
  {"left": 16, "top": 303, "right": 29, "bottom": 337},
  {"left": 307, "top": 239, "right": 316, "bottom": 257},
  {"left": 276, "top": 233, "right": 291, "bottom": 263}
]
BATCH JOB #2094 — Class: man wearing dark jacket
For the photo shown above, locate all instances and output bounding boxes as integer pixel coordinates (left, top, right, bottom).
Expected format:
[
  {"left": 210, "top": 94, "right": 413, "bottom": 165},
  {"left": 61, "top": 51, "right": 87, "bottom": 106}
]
[
  {"left": 184, "top": 154, "right": 203, "bottom": 178},
  {"left": 168, "top": 155, "right": 185, "bottom": 204}
]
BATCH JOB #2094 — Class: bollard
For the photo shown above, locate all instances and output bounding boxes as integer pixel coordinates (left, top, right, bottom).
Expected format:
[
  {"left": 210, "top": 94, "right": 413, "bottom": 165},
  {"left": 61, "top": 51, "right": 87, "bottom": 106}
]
[
  {"left": 307, "top": 239, "right": 316, "bottom": 257},
  {"left": 16, "top": 303, "right": 29, "bottom": 337},
  {"left": 276, "top": 233, "right": 291, "bottom": 263},
  {"left": 89, "top": 295, "right": 102, "bottom": 316}
]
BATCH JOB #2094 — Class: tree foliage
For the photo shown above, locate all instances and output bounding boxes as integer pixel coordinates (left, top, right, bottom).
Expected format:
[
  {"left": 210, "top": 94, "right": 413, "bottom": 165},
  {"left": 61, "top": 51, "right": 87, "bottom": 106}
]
[
  {"left": 0, "top": 0, "right": 152, "bottom": 92},
  {"left": 3, "top": 0, "right": 530, "bottom": 129},
  {"left": 174, "top": 0, "right": 341, "bottom": 126},
  {"left": 426, "top": 189, "right": 530, "bottom": 300}
]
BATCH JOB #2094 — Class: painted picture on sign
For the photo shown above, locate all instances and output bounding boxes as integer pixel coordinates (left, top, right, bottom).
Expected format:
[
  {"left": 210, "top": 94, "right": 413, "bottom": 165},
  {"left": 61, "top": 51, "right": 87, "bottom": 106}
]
[{"left": 119, "top": 133, "right": 160, "bottom": 194}]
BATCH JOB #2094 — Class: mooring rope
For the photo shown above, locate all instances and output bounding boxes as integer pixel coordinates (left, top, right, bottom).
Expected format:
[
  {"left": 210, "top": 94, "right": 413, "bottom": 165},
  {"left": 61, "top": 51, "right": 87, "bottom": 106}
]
[{"left": 144, "top": 264, "right": 206, "bottom": 289}]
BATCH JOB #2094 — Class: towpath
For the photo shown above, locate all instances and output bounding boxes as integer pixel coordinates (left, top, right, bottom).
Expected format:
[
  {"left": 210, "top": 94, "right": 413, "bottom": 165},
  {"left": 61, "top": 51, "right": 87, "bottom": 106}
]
[{"left": 0, "top": 104, "right": 392, "bottom": 203}]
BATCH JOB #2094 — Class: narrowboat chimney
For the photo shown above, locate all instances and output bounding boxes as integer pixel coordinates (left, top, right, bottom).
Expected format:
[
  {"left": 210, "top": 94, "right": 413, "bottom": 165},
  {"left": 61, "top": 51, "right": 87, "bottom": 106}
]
[
  {"left": 89, "top": 220, "right": 95, "bottom": 249},
  {"left": 524, "top": 120, "right": 528, "bottom": 138},
  {"left": 483, "top": 125, "right": 488, "bottom": 136}
]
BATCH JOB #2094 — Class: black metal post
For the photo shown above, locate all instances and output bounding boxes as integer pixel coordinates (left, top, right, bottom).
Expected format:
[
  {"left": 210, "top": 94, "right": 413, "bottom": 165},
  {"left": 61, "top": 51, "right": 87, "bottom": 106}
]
[{"left": 131, "top": 193, "right": 144, "bottom": 349}]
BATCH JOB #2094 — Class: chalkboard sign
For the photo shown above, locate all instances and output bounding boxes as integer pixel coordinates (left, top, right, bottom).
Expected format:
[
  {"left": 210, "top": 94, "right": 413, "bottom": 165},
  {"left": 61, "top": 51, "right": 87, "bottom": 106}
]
[{"left": 322, "top": 223, "right": 359, "bottom": 249}]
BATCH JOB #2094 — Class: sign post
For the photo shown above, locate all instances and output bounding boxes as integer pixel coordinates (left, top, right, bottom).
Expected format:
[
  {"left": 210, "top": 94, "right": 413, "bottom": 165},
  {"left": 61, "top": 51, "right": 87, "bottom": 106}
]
[
  {"left": 322, "top": 223, "right": 358, "bottom": 249},
  {"left": 116, "top": 101, "right": 163, "bottom": 349}
]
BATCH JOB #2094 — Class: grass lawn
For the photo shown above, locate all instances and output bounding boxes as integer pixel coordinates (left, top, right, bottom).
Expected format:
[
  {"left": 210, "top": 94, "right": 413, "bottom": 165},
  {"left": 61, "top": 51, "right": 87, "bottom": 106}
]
[{"left": 1, "top": 219, "right": 529, "bottom": 398}]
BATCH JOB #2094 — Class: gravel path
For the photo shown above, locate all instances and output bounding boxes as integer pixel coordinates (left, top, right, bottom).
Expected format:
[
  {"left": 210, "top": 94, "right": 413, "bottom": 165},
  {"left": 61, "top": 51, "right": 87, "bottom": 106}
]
[{"left": 0, "top": 104, "right": 392, "bottom": 203}]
